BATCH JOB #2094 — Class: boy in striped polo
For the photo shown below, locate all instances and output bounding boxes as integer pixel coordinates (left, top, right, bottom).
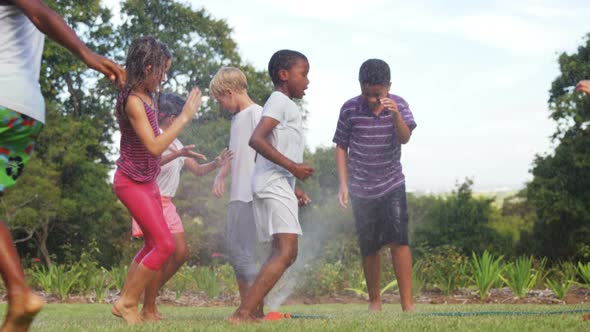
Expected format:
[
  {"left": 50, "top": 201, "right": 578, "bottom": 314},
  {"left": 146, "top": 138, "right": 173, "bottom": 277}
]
[{"left": 333, "top": 59, "right": 417, "bottom": 312}]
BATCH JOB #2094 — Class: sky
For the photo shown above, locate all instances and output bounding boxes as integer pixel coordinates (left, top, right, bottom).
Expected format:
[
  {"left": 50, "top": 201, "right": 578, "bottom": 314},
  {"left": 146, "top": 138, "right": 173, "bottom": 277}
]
[{"left": 103, "top": 0, "right": 590, "bottom": 192}]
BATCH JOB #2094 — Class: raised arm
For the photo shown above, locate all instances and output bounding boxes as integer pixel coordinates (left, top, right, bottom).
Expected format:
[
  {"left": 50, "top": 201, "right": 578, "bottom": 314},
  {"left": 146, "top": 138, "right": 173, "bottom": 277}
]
[
  {"left": 576, "top": 80, "right": 590, "bottom": 95},
  {"left": 127, "top": 88, "right": 201, "bottom": 157},
  {"left": 380, "top": 97, "right": 411, "bottom": 144},
  {"left": 13, "top": 0, "right": 125, "bottom": 86}
]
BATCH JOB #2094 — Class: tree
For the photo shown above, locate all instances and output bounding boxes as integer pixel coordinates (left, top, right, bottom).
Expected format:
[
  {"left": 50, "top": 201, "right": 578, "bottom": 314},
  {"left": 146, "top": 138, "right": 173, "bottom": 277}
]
[
  {"left": 524, "top": 34, "right": 590, "bottom": 261},
  {"left": 413, "top": 179, "right": 509, "bottom": 256}
]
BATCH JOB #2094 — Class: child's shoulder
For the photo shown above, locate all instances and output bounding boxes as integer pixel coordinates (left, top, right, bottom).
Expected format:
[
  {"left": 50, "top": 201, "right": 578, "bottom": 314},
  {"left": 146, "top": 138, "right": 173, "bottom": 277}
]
[
  {"left": 340, "top": 95, "right": 364, "bottom": 112},
  {"left": 264, "top": 91, "right": 294, "bottom": 110}
]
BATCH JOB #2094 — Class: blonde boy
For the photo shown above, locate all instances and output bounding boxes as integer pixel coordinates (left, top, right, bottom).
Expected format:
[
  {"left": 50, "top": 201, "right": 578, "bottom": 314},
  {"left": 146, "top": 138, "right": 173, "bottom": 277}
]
[{"left": 210, "top": 67, "right": 263, "bottom": 311}]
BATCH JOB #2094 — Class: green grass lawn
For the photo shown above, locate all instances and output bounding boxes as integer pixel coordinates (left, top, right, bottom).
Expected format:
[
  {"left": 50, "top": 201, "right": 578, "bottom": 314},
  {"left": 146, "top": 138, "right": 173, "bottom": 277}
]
[{"left": 2, "top": 303, "right": 589, "bottom": 331}]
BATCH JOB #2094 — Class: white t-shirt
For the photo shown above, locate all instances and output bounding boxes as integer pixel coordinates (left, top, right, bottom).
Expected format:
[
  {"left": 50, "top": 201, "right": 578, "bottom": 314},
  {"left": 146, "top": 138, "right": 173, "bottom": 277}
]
[
  {"left": 0, "top": 5, "right": 46, "bottom": 123},
  {"left": 229, "top": 104, "right": 262, "bottom": 202},
  {"left": 157, "top": 135, "right": 186, "bottom": 197},
  {"left": 252, "top": 91, "right": 305, "bottom": 194}
]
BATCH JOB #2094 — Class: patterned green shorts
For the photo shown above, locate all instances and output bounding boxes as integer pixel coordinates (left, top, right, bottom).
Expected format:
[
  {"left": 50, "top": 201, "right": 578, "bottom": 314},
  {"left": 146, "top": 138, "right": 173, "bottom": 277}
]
[{"left": 0, "top": 106, "right": 44, "bottom": 193}]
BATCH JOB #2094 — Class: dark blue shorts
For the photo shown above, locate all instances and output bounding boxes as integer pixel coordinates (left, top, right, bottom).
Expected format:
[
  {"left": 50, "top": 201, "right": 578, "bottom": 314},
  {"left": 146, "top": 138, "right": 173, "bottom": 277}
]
[{"left": 350, "top": 185, "right": 410, "bottom": 256}]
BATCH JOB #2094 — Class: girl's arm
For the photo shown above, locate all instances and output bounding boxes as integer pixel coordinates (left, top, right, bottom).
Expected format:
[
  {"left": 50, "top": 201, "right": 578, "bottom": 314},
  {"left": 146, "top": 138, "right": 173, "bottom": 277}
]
[
  {"left": 160, "top": 145, "right": 206, "bottom": 166},
  {"left": 126, "top": 88, "right": 200, "bottom": 157},
  {"left": 249, "top": 117, "right": 313, "bottom": 180},
  {"left": 184, "top": 148, "right": 232, "bottom": 177}
]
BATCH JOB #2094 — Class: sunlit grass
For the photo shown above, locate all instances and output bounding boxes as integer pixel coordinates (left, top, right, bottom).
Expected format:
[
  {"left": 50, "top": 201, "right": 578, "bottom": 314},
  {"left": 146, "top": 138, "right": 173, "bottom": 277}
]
[{"left": 2, "top": 303, "right": 588, "bottom": 332}]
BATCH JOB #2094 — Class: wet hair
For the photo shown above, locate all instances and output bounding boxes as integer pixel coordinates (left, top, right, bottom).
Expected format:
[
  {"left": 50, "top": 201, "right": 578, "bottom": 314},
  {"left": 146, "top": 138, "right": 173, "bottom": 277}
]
[
  {"left": 157, "top": 93, "right": 185, "bottom": 121},
  {"left": 268, "top": 49, "right": 308, "bottom": 85},
  {"left": 116, "top": 36, "right": 171, "bottom": 118},
  {"left": 209, "top": 67, "right": 248, "bottom": 99},
  {"left": 359, "top": 59, "right": 390, "bottom": 86}
]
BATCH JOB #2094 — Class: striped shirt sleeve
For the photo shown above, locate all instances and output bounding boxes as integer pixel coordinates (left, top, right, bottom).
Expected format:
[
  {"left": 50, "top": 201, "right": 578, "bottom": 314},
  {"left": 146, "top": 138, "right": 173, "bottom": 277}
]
[
  {"left": 397, "top": 97, "right": 417, "bottom": 131},
  {"left": 332, "top": 103, "right": 351, "bottom": 149}
]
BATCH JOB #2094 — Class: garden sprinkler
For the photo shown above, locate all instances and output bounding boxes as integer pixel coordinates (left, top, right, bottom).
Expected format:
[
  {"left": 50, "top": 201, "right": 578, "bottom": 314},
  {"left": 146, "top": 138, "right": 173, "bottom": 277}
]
[{"left": 263, "top": 311, "right": 330, "bottom": 320}]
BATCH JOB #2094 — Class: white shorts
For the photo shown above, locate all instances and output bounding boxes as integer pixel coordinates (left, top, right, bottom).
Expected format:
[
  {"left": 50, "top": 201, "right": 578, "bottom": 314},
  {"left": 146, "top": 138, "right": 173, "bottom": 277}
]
[{"left": 252, "top": 178, "right": 302, "bottom": 242}]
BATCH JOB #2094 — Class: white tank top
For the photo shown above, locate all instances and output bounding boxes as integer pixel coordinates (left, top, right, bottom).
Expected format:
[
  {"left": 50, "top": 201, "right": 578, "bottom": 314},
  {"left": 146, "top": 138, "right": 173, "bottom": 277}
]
[{"left": 0, "top": 5, "right": 46, "bottom": 123}]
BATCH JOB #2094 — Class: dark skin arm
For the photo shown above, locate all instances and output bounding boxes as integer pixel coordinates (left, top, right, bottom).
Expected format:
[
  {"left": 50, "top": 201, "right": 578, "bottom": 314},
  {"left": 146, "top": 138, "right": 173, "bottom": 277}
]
[
  {"left": 4, "top": 0, "right": 126, "bottom": 87},
  {"left": 248, "top": 116, "right": 314, "bottom": 180}
]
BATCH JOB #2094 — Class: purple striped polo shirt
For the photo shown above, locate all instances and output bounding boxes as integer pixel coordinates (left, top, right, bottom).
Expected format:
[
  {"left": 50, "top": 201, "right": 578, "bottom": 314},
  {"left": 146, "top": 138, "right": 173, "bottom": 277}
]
[
  {"left": 333, "top": 93, "right": 417, "bottom": 198},
  {"left": 115, "top": 92, "right": 161, "bottom": 183}
]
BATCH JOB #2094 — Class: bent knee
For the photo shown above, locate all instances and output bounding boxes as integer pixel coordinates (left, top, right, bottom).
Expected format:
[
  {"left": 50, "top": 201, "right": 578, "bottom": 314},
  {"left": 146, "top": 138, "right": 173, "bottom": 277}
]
[
  {"left": 159, "top": 238, "right": 176, "bottom": 258},
  {"left": 175, "top": 247, "right": 189, "bottom": 264},
  {"left": 279, "top": 248, "right": 298, "bottom": 267}
]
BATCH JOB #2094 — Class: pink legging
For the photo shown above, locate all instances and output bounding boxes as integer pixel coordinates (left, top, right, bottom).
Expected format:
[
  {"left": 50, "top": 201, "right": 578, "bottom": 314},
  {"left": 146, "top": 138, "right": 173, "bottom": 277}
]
[{"left": 113, "top": 170, "right": 175, "bottom": 270}]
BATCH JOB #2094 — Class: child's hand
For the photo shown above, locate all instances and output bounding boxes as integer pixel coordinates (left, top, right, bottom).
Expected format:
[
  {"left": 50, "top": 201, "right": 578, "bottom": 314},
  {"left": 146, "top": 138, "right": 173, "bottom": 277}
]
[
  {"left": 84, "top": 53, "right": 126, "bottom": 88},
  {"left": 338, "top": 185, "right": 349, "bottom": 209},
  {"left": 214, "top": 148, "right": 233, "bottom": 168},
  {"left": 212, "top": 175, "right": 225, "bottom": 198},
  {"left": 576, "top": 80, "right": 590, "bottom": 95},
  {"left": 294, "top": 187, "right": 311, "bottom": 207},
  {"left": 379, "top": 97, "right": 399, "bottom": 114},
  {"left": 291, "top": 162, "right": 314, "bottom": 181},
  {"left": 182, "top": 87, "right": 202, "bottom": 119},
  {"left": 174, "top": 144, "right": 207, "bottom": 160}
]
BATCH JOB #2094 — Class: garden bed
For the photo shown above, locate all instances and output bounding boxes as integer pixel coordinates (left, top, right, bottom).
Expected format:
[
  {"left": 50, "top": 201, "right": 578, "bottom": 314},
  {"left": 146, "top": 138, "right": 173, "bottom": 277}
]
[{"left": 3, "top": 286, "right": 588, "bottom": 307}]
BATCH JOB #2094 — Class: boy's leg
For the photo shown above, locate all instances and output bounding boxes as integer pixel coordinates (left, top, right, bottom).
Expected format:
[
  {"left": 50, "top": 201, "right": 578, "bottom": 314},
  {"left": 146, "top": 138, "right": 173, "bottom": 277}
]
[
  {"left": 350, "top": 194, "right": 384, "bottom": 311},
  {"left": 141, "top": 232, "right": 188, "bottom": 320},
  {"left": 229, "top": 233, "right": 298, "bottom": 323},
  {"left": 225, "top": 202, "right": 260, "bottom": 315},
  {"left": 361, "top": 252, "right": 382, "bottom": 312},
  {"left": 389, "top": 244, "right": 414, "bottom": 311},
  {"left": 0, "top": 222, "right": 44, "bottom": 332},
  {"left": 386, "top": 185, "right": 414, "bottom": 311},
  {"left": 0, "top": 108, "right": 45, "bottom": 331}
]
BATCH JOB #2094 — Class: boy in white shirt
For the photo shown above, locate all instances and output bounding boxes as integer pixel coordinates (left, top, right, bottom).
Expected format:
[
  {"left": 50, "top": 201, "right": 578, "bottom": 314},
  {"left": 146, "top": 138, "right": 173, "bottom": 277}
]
[
  {"left": 228, "top": 50, "right": 313, "bottom": 324},
  {"left": 210, "top": 67, "right": 264, "bottom": 315}
]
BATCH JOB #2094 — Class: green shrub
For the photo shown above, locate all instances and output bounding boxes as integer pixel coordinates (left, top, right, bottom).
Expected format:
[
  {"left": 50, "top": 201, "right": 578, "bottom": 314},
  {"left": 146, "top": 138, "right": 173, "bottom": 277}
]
[
  {"left": 501, "top": 256, "right": 545, "bottom": 298},
  {"left": 415, "top": 245, "right": 469, "bottom": 295},
  {"left": 577, "top": 261, "right": 590, "bottom": 289},
  {"left": 469, "top": 250, "right": 504, "bottom": 300}
]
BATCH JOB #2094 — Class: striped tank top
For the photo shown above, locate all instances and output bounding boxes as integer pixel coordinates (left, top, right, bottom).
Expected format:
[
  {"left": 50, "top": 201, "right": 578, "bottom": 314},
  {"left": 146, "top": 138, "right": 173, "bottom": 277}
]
[{"left": 115, "top": 91, "right": 161, "bottom": 182}]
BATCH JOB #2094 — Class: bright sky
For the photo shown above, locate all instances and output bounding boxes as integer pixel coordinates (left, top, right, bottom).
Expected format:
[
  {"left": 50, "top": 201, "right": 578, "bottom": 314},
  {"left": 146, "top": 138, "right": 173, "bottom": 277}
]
[{"left": 103, "top": 0, "right": 590, "bottom": 192}]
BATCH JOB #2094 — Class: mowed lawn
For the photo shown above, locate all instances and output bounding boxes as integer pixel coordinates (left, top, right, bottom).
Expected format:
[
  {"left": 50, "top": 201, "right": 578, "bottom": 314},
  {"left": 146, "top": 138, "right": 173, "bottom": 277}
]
[{"left": 2, "top": 303, "right": 589, "bottom": 332}]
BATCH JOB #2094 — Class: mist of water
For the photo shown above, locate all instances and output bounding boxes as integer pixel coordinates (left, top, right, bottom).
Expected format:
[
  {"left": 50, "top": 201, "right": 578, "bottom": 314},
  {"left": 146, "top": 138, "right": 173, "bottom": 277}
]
[{"left": 263, "top": 206, "right": 337, "bottom": 311}]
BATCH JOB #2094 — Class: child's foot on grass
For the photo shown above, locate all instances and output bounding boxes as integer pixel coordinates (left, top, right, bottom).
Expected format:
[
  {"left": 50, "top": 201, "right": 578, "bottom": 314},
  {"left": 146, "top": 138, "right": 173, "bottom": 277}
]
[
  {"left": 140, "top": 310, "right": 162, "bottom": 322},
  {"left": 402, "top": 304, "right": 416, "bottom": 312},
  {"left": 113, "top": 300, "right": 142, "bottom": 325},
  {"left": 227, "top": 310, "right": 259, "bottom": 325},
  {"left": 368, "top": 301, "right": 382, "bottom": 312},
  {"left": 111, "top": 306, "right": 121, "bottom": 318},
  {"left": 1, "top": 291, "right": 44, "bottom": 332}
]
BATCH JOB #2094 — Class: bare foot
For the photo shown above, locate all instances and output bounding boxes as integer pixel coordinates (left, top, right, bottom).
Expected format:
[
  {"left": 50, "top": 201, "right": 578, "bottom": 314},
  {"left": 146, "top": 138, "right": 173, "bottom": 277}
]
[
  {"left": 111, "top": 306, "right": 121, "bottom": 318},
  {"left": 227, "top": 310, "right": 259, "bottom": 325},
  {"left": 368, "top": 301, "right": 382, "bottom": 312},
  {"left": 1, "top": 291, "right": 44, "bottom": 332},
  {"left": 113, "top": 299, "right": 142, "bottom": 325},
  {"left": 253, "top": 309, "right": 265, "bottom": 319},
  {"left": 402, "top": 305, "right": 416, "bottom": 312},
  {"left": 140, "top": 310, "right": 162, "bottom": 322}
]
